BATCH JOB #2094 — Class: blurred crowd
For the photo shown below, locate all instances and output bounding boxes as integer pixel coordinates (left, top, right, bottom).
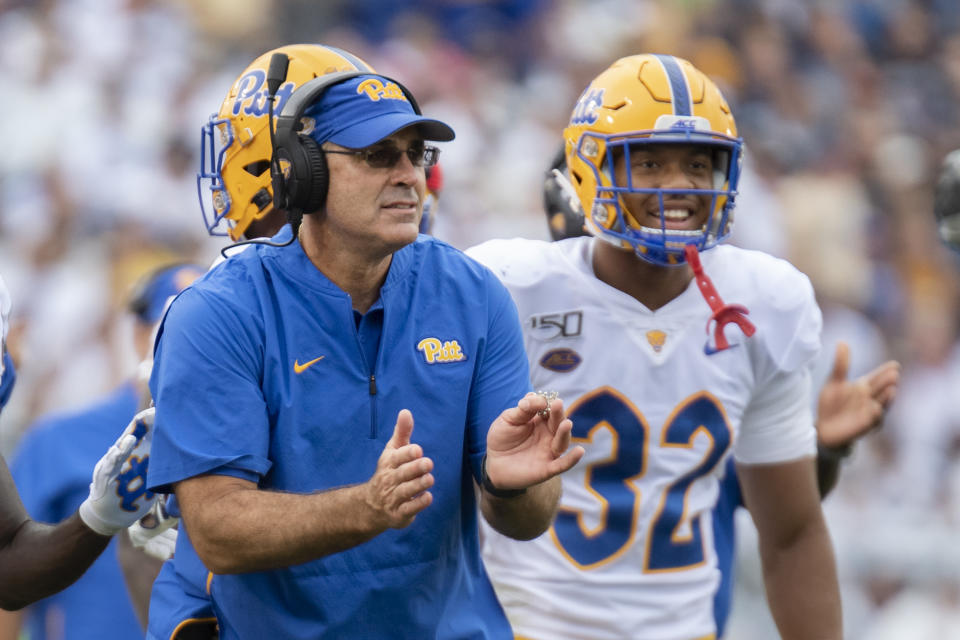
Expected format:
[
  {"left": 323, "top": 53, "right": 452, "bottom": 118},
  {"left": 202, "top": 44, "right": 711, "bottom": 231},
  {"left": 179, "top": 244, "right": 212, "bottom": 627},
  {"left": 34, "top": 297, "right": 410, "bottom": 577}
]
[{"left": 2, "top": 0, "right": 960, "bottom": 637}]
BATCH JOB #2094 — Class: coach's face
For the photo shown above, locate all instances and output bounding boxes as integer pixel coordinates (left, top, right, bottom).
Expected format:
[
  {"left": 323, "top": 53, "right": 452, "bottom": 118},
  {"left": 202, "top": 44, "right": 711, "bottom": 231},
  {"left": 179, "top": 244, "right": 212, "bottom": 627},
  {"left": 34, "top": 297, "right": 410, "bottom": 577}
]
[{"left": 322, "top": 128, "right": 426, "bottom": 257}]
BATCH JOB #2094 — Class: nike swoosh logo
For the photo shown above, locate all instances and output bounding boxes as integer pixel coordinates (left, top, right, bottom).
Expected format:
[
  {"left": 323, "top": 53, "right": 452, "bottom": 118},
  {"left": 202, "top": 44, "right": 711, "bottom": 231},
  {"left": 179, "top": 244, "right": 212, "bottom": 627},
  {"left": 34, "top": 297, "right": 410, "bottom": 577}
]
[
  {"left": 703, "top": 342, "right": 740, "bottom": 356},
  {"left": 294, "top": 356, "right": 325, "bottom": 374}
]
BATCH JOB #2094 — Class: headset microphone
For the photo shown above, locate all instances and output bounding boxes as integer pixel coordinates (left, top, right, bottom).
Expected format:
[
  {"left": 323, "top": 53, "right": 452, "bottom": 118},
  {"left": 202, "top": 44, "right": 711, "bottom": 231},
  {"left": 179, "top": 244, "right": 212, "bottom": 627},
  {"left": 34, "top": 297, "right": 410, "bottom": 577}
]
[
  {"left": 266, "top": 52, "right": 289, "bottom": 97},
  {"left": 266, "top": 52, "right": 290, "bottom": 211}
]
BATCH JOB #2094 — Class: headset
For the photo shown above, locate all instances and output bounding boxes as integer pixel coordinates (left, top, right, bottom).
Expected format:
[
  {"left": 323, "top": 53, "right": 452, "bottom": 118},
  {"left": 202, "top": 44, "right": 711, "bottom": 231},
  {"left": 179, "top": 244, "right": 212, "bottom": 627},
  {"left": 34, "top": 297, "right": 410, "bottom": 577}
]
[
  {"left": 265, "top": 53, "right": 423, "bottom": 241},
  {"left": 221, "top": 53, "right": 424, "bottom": 255}
]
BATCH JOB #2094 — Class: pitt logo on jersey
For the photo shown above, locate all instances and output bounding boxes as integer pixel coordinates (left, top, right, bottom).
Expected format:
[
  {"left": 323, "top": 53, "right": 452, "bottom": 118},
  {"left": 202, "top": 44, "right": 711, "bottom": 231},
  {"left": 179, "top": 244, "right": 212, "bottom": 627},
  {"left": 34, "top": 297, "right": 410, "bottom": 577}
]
[
  {"left": 417, "top": 338, "right": 466, "bottom": 364},
  {"left": 357, "top": 78, "right": 408, "bottom": 103},
  {"left": 646, "top": 330, "right": 667, "bottom": 353},
  {"left": 230, "top": 69, "right": 296, "bottom": 117}
]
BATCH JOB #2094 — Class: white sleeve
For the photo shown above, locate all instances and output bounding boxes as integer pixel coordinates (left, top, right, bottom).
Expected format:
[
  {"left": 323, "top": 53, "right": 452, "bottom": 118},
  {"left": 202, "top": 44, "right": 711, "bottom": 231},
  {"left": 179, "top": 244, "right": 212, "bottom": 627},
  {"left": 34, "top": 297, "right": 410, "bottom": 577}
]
[
  {"left": 734, "top": 363, "right": 817, "bottom": 464},
  {"left": 734, "top": 261, "right": 821, "bottom": 464}
]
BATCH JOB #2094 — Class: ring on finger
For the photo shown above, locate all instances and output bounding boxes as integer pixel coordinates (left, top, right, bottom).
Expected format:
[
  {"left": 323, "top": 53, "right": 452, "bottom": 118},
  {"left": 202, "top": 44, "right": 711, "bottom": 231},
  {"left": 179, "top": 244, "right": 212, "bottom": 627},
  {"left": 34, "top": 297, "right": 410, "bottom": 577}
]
[{"left": 535, "top": 390, "right": 559, "bottom": 418}]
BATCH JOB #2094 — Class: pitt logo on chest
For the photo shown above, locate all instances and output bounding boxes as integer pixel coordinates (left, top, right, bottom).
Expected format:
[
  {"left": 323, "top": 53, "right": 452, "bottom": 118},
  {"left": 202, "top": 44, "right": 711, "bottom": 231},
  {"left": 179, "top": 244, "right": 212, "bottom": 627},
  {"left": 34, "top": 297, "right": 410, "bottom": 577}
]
[{"left": 417, "top": 337, "right": 466, "bottom": 364}]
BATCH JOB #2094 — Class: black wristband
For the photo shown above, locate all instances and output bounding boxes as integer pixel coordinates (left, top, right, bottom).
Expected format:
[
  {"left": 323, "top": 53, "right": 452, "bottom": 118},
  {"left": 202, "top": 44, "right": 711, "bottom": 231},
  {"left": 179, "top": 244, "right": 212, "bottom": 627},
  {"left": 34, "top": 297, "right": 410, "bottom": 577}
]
[
  {"left": 817, "top": 441, "right": 853, "bottom": 462},
  {"left": 481, "top": 455, "right": 527, "bottom": 498}
]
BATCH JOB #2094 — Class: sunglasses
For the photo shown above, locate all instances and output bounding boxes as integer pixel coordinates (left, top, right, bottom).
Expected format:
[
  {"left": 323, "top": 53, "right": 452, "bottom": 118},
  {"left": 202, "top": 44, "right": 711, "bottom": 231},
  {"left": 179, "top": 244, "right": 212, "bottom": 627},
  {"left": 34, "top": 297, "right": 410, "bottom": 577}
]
[{"left": 323, "top": 144, "right": 441, "bottom": 169}]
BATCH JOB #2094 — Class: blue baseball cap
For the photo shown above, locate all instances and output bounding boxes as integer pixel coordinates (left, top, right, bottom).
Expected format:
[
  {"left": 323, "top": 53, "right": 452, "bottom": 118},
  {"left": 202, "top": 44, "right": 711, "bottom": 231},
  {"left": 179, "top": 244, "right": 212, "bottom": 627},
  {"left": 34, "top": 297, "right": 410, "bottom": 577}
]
[
  {"left": 128, "top": 263, "right": 205, "bottom": 325},
  {"left": 303, "top": 74, "right": 455, "bottom": 149}
]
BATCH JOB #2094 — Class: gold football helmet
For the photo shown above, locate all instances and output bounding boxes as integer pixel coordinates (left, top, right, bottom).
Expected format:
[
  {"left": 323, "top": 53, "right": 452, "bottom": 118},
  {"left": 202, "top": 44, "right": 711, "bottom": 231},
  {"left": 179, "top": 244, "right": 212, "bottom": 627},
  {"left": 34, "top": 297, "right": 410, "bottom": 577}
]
[
  {"left": 199, "top": 44, "right": 375, "bottom": 240},
  {"left": 563, "top": 54, "right": 743, "bottom": 265}
]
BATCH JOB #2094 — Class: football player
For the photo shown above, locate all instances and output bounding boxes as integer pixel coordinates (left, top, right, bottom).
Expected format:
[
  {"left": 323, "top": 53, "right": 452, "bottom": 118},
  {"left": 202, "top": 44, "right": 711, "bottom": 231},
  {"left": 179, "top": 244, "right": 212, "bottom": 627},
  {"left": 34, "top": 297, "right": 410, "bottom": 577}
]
[
  {"left": 468, "top": 54, "right": 846, "bottom": 640},
  {"left": 0, "top": 275, "right": 160, "bottom": 612},
  {"left": 541, "top": 144, "right": 900, "bottom": 636}
]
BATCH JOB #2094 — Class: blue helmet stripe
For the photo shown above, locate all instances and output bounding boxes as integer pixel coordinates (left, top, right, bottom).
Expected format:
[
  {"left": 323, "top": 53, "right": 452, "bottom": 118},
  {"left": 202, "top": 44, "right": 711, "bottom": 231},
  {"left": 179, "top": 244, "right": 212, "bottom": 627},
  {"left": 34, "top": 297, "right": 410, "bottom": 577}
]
[
  {"left": 654, "top": 55, "right": 692, "bottom": 116},
  {"left": 324, "top": 45, "right": 373, "bottom": 72}
]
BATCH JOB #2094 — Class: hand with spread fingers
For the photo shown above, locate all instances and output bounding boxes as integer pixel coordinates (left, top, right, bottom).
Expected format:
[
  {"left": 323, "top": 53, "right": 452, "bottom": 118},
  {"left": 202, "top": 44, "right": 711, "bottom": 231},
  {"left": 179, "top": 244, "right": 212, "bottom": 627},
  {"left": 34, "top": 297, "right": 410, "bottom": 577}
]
[
  {"left": 484, "top": 392, "right": 585, "bottom": 492},
  {"left": 816, "top": 342, "right": 900, "bottom": 448}
]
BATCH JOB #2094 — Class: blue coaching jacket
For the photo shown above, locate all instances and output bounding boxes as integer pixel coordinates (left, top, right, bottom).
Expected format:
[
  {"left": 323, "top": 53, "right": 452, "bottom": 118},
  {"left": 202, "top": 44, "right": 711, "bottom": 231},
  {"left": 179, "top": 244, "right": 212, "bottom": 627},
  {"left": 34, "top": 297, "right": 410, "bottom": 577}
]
[{"left": 147, "top": 229, "right": 529, "bottom": 639}]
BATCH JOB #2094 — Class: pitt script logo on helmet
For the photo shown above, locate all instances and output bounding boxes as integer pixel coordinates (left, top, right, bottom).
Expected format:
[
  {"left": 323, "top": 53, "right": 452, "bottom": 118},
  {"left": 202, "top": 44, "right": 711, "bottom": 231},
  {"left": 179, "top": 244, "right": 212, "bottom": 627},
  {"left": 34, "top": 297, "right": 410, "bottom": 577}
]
[
  {"left": 198, "top": 44, "right": 375, "bottom": 241},
  {"left": 563, "top": 54, "right": 744, "bottom": 266}
]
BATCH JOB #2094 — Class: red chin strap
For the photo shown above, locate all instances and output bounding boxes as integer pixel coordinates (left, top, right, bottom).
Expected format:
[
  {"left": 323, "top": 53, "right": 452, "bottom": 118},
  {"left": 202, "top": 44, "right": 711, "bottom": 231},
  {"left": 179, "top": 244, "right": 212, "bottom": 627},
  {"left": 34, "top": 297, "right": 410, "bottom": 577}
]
[{"left": 684, "top": 244, "right": 756, "bottom": 352}]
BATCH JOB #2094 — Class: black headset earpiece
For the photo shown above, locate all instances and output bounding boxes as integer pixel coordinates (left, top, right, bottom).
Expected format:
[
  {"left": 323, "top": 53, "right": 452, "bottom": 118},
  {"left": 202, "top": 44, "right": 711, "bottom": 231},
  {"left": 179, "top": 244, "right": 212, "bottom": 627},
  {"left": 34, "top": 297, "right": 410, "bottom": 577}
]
[
  {"left": 272, "top": 70, "right": 361, "bottom": 216},
  {"left": 272, "top": 70, "right": 424, "bottom": 217}
]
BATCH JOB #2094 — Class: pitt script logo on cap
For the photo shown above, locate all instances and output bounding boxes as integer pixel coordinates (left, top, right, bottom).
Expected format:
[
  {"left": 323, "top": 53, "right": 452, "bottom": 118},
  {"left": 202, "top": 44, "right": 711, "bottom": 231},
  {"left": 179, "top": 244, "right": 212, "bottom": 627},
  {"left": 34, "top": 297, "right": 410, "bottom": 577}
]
[
  {"left": 417, "top": 338, "right": 466, "bottom": 364},
  {"left": 357, "top": 78, "right": 409, "bottom": 103}
]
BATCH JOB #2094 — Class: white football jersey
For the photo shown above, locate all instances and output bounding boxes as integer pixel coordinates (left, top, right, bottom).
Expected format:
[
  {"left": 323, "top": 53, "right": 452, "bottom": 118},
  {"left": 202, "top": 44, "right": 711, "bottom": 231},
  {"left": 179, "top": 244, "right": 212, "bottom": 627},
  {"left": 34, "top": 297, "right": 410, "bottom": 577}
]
[{"left": 467, "top": 237, "right": 821, "bottom": 640}]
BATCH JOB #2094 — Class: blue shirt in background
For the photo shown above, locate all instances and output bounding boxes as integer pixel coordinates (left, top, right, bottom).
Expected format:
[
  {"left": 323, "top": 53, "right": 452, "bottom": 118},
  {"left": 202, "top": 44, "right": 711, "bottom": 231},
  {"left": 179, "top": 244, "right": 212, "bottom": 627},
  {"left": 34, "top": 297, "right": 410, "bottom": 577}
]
[{"left": 11, "top": 382, "right": 143, "bottom": 640}]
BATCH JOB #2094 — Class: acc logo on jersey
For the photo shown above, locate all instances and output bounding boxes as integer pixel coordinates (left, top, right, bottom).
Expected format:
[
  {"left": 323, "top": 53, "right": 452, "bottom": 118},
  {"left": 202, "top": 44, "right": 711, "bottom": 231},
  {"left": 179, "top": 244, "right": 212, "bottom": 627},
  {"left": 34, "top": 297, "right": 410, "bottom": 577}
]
[
  {"left": 230, "top": 69, "right": 296, "bottom": 117},
  {"left": 646, "top": 330, "right": 667, "bottom": 353},
  {"left": 570, "top": 88, "right": 604, "bottom": 125},
  {"left": 357, "top": 78, "right": 408, "bottom": 103},
  {"left": 539, "top": 348, "right": 582, "bottom": 373},
  {"left": 417, "top": 337, "right": 466, "bottom": 364}
]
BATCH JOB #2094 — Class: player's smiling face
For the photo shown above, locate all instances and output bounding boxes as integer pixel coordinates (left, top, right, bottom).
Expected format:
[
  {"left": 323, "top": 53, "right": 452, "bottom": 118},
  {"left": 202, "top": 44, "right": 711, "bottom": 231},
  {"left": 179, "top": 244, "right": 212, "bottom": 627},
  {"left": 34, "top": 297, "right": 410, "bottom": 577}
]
[
  {"left": 613, "top": 143, "right": 714, "bottom": 232},
  {"left": 322, "top": 128, "right": 426, "bottom": 254}
]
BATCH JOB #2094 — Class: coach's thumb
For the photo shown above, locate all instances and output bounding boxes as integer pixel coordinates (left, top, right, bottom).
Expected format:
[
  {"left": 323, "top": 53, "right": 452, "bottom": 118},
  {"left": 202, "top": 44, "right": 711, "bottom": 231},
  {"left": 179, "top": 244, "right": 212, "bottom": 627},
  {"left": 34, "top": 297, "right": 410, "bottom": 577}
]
[{"left": 389, "top": 409, "right": 415, "bottom": 448}]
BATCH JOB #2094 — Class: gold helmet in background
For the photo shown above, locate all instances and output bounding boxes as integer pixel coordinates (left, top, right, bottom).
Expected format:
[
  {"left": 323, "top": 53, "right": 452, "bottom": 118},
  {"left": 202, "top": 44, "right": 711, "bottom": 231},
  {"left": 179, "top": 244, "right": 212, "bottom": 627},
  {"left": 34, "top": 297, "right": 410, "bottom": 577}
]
[{"left": 198, "top": 44, "right": 375, "bottom": 241}]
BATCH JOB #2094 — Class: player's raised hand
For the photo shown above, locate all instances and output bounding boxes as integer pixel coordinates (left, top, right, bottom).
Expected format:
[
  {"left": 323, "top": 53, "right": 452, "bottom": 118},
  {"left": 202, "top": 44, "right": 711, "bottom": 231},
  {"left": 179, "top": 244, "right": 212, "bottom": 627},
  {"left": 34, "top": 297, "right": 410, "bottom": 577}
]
[
  {"left": 484, "top": 392, "right": 585, "bottom": 491},
  {"left": 816, "top": 342, "right": 901, "bottom": 448},
  {"left": 79, "top": 407, "right": 160, "bottom": 536},
  {"left": 364, "top": 409, "right": 434, "bottom": 530}
]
